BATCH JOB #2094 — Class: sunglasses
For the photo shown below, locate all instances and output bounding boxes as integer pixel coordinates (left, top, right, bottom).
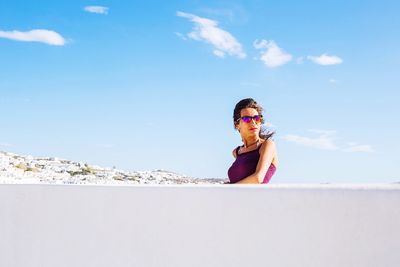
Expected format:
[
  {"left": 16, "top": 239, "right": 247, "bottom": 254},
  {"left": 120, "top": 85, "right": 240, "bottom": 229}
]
[{"left": 237, "top": 115, "right": 263, "bottom": 123}]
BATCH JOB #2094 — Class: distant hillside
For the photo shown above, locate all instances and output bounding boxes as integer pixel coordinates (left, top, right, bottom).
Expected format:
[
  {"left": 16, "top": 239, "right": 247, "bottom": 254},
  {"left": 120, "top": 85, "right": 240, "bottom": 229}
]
[{"left": 0, "top": 151, "right": 226, "bottom": 185}]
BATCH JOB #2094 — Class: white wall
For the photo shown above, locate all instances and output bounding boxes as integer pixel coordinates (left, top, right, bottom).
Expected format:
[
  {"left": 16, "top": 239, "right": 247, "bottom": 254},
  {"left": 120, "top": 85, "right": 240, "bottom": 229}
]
[{"left": 1, "top": 184, "right": 399, "bottom": 267}]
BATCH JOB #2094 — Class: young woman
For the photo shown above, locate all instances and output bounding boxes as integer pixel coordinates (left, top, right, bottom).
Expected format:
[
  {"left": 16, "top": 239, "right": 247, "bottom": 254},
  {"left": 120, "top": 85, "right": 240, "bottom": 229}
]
[{"left": 227, "top": 98, "right": 278, "bottom": 184}]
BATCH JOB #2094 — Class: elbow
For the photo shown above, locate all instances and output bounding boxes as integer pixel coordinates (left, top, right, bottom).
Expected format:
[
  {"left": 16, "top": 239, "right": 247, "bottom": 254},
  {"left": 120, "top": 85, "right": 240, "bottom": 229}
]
[{"left": 255, "top": 174, "right": 263, "bottom": 184}]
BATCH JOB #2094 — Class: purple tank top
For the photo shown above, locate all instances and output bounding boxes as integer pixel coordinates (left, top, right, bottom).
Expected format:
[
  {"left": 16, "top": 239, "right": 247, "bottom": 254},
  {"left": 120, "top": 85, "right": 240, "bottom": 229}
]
[{"left": 227, "top": 144, "right": 276, "bottom": 184}]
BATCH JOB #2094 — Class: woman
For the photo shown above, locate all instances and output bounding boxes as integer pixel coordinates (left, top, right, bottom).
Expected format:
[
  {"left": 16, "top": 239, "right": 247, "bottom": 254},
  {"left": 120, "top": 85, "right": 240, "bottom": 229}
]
[{"left": 227, "top": 98, "right": 278, "bottom": 184}]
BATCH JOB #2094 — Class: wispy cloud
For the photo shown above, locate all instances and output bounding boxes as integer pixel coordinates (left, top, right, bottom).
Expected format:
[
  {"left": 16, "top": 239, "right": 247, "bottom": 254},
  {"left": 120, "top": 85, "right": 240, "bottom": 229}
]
[
  {"left": 308, "top": 54, "right": 343, "bottom": 65},
  {"left": 175, "top": 32, "right": 187, "bottom": 41},
  {"left": 0, "top": 143, "right": 13, "bottom": 148},
  {"left": 253, "top": 39, "right": 292, "bottom": 67},
  {"left": 329, "top": 79, "right": 337, "bottom": 83},
  {"left": 198, "top": 5, "right": 249, "bottom": 25},
  {"left": 0, "top": 29, "right": 65, "bottom": 45},
  {"left": 263, "top": 122, "right": 275, "bottom": 128},
  {"left": 296, "top": 57, "right": 304, "bottom": 64},
  {"left": 84, "top": 6, "right": 109, "bottom": 14},
  {"left": 282, "top": 129, "right": 374, "bottom": 153},
  {"left": 176, "top": 11, "right": 246, "bottom": 59},
  {"left": 343, "top": 143, "right": 374, "bottom": 153},
  {"left": 282, "top": 130, "right": 338, "bottom": 151},
  {"left": 213, "top": 50, "right": 226, "bottom": 58}
]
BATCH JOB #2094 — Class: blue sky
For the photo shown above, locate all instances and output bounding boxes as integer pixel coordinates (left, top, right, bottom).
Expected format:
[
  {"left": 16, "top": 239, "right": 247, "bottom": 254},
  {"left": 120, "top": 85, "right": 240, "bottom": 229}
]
[{"left": 1, "top": 1, "right": 399, "bottom": 183}]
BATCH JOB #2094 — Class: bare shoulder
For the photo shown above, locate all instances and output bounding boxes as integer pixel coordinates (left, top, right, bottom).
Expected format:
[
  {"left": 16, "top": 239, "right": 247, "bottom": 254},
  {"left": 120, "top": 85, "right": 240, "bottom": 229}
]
[
  {"left": 260, "top": 138, "right": 275, "bottom": 145},
  {"left": 260, "top": 139, "right": 276, "bottom": 152}
]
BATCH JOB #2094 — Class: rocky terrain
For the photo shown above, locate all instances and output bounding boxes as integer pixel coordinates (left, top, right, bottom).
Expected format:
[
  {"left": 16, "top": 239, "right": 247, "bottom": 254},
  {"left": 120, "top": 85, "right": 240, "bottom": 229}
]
[{"left": 0, "top": 151, "right": 226, "bottom": 185}]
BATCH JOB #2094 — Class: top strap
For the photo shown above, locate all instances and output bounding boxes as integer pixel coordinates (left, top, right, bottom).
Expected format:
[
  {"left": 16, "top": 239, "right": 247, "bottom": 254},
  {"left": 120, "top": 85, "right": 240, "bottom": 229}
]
[{"left": 235, "top": 146, "right": 241, "bottom": 156}]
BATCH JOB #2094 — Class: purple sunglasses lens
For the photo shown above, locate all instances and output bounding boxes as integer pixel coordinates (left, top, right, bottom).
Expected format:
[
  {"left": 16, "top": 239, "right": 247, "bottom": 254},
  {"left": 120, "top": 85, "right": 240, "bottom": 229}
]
[
  {"left": 241, "top": 115, "right": 262, "bottom": 123},
  {"left": 241, "top": 116, "right": 251, "bottom": 123}
]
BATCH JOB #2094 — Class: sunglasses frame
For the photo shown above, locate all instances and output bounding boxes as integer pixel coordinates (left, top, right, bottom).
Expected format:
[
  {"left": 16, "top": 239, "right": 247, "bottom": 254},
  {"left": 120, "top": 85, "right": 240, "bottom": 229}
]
[{"left": 237, "top": 115, "right": 263, "bottom": 123}]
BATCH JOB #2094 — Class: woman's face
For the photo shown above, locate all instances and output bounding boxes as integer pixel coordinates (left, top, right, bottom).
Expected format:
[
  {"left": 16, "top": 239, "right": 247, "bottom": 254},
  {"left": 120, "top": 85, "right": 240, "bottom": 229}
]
[{"left": 236, "top": 108, "right": 261, "bottom": 137}]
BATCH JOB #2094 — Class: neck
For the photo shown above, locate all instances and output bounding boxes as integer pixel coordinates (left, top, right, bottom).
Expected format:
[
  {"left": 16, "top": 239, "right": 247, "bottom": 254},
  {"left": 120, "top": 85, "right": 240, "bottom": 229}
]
[{"left": 242, "top": 136, "right": 260, "bottom": 148}]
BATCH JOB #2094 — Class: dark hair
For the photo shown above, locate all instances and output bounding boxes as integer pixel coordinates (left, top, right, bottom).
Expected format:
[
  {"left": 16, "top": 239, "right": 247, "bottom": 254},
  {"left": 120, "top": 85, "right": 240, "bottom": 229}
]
[{"left": 233, "top": 98, "right": 275, "bottom": 140}]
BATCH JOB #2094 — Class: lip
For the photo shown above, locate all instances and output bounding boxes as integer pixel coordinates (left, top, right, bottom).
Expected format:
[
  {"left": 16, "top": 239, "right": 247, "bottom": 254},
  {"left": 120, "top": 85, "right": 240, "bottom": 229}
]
[{"left": 249, "top": 128, "right": 258, "bottom": 131}]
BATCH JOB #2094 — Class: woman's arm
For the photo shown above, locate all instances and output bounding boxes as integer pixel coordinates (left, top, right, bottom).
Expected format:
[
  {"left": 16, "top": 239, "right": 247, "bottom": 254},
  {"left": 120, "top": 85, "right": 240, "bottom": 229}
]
[{"left": 236, "top": 140, "right": 276, "bottom": 184}]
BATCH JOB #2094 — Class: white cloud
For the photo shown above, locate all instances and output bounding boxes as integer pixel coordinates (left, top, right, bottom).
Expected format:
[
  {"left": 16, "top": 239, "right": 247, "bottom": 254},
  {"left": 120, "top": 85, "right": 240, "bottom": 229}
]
[
  {"left": 253, "top": 39, "right": 292, "bottom": 67},
  {"left": 296, "top": 57, "right": 304, "bottom": 64},
  {"left": 282, "top": 132, "right": 338, "bottom": 151},
  {"left": 329, "top": 79, "right": 337, "bottom": 84},
  {"left": 175, "top": 32, "right": 187, "bottom": 41},
  {"left": 0, "top": 143, "right": 13, "bottom": 148},
  {"left": 213, "top": 50, "right": 225, "bottom": 58},
  {"left": 263, "top": 122, "right": 275, "bottom": 128},
  {"left": 0, "top": 29, "right": 65, "bottom": 45},
  {"left": 198, "top": 6, "right": 248, "bottom": 25},
  {"left": 176, "top": 11, "right": 246, "bottom": 59},
  {"left": 282, "top": 130, "right": 373, "bottom": 153},
  {"left": 308, "top": 129, "right": 337, "bottom": 135},
  {"left": 84, "top": 6, "right": 109, "bottom": 14},
  {"left": 308, "top": 54, "right": 343, "bottom": 65},
  {"left": 343, "top": 143, "right": 374, "bottom": 153}
]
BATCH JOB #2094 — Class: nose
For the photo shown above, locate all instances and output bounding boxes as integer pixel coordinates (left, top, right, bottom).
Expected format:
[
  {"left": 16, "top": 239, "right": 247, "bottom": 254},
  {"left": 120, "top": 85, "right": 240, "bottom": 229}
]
[{"left": 250, "top": 118, "right": 257, "bottom": 124}]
